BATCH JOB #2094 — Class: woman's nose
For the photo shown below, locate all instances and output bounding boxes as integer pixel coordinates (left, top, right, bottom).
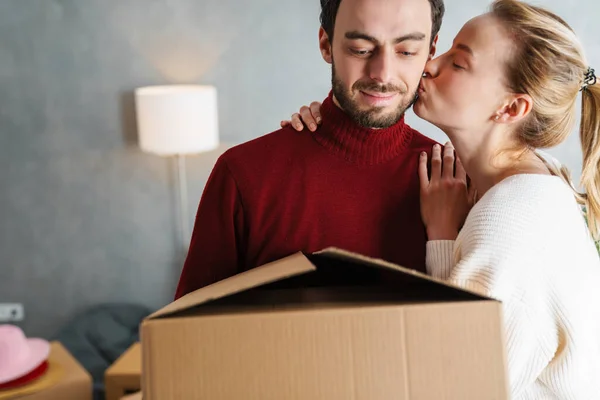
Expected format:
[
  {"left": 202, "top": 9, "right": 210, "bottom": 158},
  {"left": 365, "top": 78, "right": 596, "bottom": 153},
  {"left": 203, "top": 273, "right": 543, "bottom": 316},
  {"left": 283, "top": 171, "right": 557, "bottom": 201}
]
[{"left": 423, "top": 57, "right": 440, "bottom": 78}]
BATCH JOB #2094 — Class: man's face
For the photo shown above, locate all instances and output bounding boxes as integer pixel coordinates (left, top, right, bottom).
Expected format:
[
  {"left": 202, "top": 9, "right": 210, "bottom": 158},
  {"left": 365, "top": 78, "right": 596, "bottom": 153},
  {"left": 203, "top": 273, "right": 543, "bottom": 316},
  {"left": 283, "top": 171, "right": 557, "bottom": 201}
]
[{"left": 321, "top": 0, "right": 434, "bottom": 128}]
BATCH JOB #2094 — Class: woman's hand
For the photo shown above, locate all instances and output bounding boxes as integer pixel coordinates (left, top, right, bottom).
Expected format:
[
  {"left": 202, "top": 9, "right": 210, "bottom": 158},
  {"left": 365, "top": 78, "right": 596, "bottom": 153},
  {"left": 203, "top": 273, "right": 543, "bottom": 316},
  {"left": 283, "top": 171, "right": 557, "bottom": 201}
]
[
  {"left": 419, "top": 142, "right": 476, "bottom": 241},
  {"left": 280, "top": 101, "right": 323, "bottom": 132}
]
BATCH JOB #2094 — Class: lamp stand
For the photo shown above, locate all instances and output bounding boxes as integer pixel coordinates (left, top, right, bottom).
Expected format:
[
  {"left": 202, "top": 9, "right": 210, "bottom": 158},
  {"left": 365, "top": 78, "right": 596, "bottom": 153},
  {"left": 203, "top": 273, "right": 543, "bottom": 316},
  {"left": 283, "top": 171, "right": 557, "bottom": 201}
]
[{"left": 176, "top": 153, "right": 190, "bottom": 252}]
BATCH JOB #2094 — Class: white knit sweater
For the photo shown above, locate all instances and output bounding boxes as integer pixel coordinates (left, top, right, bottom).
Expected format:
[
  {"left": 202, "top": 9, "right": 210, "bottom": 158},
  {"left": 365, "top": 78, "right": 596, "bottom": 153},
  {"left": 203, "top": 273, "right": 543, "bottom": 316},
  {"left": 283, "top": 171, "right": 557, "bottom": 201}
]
[{"left": 426, "top": 174, "right": 600, "bottom": 399}]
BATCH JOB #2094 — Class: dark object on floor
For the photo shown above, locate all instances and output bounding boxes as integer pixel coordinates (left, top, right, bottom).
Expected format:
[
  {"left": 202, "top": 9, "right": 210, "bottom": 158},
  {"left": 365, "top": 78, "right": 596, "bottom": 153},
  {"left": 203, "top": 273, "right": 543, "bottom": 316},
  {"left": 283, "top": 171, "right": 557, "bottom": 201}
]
[{"left": 53, "top": 304, "right": 151, "bottom": 400}]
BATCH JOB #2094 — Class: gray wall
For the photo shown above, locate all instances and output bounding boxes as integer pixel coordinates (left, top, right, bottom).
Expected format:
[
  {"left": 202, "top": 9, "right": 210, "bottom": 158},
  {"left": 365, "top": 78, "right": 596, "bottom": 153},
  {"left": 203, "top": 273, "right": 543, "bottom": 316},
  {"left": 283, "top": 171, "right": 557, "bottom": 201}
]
[{"left": 1, "top": 0, "right": 598, "bottom": 338}]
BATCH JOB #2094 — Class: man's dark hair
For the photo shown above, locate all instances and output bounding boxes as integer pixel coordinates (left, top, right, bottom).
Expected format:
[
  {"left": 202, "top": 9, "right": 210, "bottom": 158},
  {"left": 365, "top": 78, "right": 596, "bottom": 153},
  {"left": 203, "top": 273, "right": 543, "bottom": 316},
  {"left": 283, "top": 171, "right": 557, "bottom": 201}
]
[{"left": 320, "top": 0, "right": 445, "bottom": 44}]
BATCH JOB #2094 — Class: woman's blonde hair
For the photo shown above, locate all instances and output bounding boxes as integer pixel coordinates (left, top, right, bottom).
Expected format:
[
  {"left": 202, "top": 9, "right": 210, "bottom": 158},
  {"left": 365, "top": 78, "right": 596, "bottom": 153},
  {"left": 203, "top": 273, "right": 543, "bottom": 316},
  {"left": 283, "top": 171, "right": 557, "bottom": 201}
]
[{"left": 490, "top": 0, "right": 600, "bottom": 240}]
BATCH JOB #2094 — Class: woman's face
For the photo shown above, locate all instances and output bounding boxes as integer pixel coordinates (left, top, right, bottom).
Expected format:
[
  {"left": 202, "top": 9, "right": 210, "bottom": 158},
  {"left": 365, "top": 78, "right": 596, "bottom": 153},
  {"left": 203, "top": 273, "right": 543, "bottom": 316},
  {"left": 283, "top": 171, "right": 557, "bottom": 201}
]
[{"left": 414, "top": 13, "right": 515, "bottom": 133}]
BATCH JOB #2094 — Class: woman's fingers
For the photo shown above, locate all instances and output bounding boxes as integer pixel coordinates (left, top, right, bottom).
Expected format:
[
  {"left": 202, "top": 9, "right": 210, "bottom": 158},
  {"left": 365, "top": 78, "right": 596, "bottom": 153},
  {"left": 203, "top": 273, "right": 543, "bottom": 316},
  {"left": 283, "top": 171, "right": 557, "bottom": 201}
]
[
  {"left": 291, "top": 113, "right": 304, "bottom": 131},
  {"left": 442, "top": 142, "right": 455, "bottom": 180},
  {"left": 299, "top": 106, "right": 318, "bottom": 132},
  {"left": 310, "top": 102, "right": 322, "bottom": 125},
  {"left": 284, "top": 101, "right": 323, "bottom": 132},
  {"left": 418, "top": 151, "right": 430, "bottom": 189},
  {"left": 455, "top": 156, "right": 467, "bottom": 183},
  {"left": 431, "top": 144, "right": 442, "bottom": 181}
]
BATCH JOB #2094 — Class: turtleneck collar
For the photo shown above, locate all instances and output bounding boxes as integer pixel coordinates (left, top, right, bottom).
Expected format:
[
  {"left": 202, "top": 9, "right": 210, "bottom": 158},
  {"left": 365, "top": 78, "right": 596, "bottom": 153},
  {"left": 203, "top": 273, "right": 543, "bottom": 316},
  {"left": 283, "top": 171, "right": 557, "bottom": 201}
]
[{"left": 312, "top": 91, "right": 414, "bottom": 166}]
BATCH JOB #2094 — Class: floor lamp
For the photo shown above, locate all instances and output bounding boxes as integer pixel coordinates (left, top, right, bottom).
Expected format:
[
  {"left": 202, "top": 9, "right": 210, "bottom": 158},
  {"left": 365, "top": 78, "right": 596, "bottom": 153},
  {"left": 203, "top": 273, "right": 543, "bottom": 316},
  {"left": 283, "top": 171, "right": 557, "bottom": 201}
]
[{"left": 135, "top": 85, "right": 219, "bottom": 252}]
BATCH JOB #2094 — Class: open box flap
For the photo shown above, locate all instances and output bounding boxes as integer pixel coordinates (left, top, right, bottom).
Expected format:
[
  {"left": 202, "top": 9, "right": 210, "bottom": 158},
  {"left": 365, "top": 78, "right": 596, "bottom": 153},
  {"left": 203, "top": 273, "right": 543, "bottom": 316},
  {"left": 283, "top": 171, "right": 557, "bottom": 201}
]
[
  {"left": 148, "top": 247, "right": 494, "bottom": 321},
  {"left": 314, "top": 247, "right": 493, "bottom": 300},
  {"left": 147, "top": 252, "right": 316, "bottom": 320}
]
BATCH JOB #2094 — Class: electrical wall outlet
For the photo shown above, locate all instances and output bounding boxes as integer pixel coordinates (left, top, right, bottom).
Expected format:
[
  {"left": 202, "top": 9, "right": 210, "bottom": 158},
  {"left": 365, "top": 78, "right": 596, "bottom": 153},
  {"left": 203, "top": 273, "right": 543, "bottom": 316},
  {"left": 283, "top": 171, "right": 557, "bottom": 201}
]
[{"left": 0, "top": 303, "right": 25, "bottom": 322}]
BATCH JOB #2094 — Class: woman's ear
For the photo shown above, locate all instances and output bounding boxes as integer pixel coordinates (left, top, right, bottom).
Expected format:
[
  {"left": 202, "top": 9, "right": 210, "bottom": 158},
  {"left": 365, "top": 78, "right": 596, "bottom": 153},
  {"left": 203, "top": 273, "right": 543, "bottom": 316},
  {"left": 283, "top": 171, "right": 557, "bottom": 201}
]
[
  {"left": 494, "top": 94, "right": 533, "bottom": 124},
  {"left": 506, "top": 94, "right": 533, "bottom": 123},
  {"left": 319, "top": 27, "right": 333, "bottom": 64}
]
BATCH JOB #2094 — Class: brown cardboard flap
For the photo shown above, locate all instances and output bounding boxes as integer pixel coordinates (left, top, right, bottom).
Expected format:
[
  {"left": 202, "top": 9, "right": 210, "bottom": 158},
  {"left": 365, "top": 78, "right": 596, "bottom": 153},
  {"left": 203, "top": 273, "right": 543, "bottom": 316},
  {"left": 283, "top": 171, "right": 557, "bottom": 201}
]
[
  {"left": 315, "top": 247, "right": 492, "bottom": 300},
  {"left": 150, "top": 247, "right": 494, "bottom": 321},
  {"left": 148, "top": 252, "right": 316, "bottom": 319}
]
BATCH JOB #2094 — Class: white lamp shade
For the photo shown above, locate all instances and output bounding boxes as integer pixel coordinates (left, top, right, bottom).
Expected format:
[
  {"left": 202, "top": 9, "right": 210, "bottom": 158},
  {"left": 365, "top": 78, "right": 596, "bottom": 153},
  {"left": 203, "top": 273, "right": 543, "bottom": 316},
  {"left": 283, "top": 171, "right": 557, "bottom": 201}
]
[{"left": 135, "top": 85, "right": 219, "bottom": 156}]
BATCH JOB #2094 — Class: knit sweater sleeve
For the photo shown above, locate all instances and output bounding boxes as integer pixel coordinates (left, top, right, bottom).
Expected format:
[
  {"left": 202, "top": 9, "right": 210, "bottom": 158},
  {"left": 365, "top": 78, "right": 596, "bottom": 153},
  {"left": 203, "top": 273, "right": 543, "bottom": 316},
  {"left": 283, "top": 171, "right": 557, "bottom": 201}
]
[
  {"left": 425, "top": 240, "right": 455, "bottom": 280},
  {"left": 425, "top": 197, "right": 558, "bottom": 398},
  {"left": 174, "top": 155, "right": 247, "bottom": 300}
]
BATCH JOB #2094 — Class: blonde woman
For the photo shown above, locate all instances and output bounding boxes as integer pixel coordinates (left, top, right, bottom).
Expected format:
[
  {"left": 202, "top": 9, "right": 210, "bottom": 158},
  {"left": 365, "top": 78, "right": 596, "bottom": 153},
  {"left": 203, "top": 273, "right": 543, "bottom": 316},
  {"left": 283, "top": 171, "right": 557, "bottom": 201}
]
[{"left": 284, "top": 0, "right": 600, "bottom": 398}]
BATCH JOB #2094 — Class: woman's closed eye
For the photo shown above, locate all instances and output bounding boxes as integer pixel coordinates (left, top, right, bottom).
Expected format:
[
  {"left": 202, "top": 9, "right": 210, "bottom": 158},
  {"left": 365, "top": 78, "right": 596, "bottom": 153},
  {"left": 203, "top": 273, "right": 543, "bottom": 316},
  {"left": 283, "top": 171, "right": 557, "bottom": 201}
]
[{"left": 451, "top": 56, "right": 467, "bottom": 70}]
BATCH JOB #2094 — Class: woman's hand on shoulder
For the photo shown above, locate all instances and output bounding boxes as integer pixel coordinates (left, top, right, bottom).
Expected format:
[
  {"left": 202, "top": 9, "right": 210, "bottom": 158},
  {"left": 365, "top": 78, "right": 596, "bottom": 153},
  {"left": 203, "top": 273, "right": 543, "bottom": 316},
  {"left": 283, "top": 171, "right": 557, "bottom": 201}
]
[{"left": 280, "top": 101, "right": 323, "bottom": 132}]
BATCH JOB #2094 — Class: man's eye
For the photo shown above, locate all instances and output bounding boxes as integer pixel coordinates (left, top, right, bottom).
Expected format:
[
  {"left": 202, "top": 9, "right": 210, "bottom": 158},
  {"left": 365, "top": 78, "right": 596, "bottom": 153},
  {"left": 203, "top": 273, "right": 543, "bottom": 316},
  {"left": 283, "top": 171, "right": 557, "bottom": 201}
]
[
  {"left": 398, "top": 51, "right": 416, "bottom": 56},
  {"left": 453, "top": 63, "right": 466, "bottom": 70},
  {"left": 351, "top": 49, "right": 372, "bottom": 56}
]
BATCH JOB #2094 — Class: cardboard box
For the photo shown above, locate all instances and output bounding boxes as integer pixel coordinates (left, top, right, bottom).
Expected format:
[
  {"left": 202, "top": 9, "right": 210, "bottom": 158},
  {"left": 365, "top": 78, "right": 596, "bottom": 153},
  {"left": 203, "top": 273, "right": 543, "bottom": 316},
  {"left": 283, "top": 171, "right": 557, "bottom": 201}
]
[
  {"left": 105, "top": 342, "right": 141, "bottom": 400},
  {"left": 141, "top": 248, "right": 509, "bottom": 400},
  {"left": 20, "top": 342, "right": 92, "bottom": 400}
]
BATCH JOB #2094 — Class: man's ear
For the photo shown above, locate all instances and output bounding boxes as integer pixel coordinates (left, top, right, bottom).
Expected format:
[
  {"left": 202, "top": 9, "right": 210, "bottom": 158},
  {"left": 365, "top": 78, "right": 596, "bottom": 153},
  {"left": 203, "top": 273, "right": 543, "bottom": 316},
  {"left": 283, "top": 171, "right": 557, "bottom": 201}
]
[
  {"left": 319, "top": 27, "right": 333, "bottom": 64},
  {"left": 428, "top": 34, "right": 439, "bottom": 61}
]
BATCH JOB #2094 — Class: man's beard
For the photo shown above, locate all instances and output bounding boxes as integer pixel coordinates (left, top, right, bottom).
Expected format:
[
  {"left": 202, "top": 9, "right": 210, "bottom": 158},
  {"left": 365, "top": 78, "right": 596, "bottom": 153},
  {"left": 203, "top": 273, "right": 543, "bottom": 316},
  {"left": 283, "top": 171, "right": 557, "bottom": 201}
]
[{"left": 331, "top": 62, "right": 418, "bottom": 129}]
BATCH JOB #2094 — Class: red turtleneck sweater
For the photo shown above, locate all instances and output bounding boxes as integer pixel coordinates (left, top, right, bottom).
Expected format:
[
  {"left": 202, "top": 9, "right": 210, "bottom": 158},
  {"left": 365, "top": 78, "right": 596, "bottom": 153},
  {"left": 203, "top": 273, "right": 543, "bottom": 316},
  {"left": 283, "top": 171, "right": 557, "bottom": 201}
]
[{"left": 175, "top": 93, "right": 438, "bottom": 299}]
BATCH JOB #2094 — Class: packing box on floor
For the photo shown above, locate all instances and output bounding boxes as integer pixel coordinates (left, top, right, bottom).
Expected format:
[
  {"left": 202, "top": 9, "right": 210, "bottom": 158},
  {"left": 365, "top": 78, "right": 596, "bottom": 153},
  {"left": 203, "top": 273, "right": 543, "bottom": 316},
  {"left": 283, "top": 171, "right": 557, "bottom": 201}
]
[
  {"left": 105, "top": 342, "right": 141, "bottom": 400},
  {"left": 19, "top": 342, "right": 91, "bottom": 400},
  {"left": 141, "top": 248, "right": 509, "bottom": 400}
]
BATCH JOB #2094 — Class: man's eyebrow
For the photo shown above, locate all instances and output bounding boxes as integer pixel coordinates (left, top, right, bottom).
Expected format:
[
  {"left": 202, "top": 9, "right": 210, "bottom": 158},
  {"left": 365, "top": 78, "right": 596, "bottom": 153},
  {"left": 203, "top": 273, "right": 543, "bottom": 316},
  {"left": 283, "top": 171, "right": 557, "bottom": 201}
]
[
  {"left": 345, "top": 31, "right": 426, "bottom": 45},
  {"left": 393, "top": 32, "right": 426, "bottom": 44},
  {"left": 345, "top": 31, "right": 379, "bottom": 44}
]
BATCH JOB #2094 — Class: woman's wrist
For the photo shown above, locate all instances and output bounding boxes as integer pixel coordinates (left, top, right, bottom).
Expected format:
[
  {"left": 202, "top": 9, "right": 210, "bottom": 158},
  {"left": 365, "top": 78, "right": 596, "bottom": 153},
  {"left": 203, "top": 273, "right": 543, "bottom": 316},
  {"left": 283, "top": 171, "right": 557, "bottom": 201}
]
[{"left": 426, "top": 227, "right": 459, "bottom": 241}]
